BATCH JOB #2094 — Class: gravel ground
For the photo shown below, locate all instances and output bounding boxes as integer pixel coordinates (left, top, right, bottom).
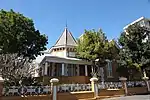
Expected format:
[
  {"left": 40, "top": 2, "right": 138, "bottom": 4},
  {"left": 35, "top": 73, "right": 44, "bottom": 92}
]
[{"left": 101, "top": 95, "right": 150, "bottom": 100}]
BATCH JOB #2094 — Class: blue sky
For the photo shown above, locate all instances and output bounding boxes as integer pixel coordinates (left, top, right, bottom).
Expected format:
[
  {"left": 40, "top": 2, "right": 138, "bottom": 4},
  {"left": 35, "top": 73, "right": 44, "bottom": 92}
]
[{"left": 0, "top": 0, "right": 150, "bottom": 48}]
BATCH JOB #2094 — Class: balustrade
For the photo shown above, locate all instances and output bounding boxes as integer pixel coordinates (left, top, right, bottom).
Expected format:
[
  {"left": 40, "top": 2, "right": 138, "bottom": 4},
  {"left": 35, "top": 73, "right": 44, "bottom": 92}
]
[{"left": 2, "top": 86, "right": 51, "bottom": 96}]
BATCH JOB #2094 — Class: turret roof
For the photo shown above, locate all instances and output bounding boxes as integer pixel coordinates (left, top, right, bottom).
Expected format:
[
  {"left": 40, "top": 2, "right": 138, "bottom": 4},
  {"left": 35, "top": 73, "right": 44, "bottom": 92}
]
[{"left": 54, "top": 27, "right": 77, "bottom": 47}]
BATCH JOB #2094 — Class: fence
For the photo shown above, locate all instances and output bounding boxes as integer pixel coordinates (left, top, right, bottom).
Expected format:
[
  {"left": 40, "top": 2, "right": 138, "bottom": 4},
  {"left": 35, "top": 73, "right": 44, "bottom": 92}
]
[
  {"left": 2, "top": 80, "right": 148, "bottom": 97},
  {"left": 2, "top": 86, "right": 51, "bottom": 96},
  {"left": 56, "top": 81, "right": 146, "bottom": 93},
  {"left": 97, "top": 82, "right": 123, "bottom": 90},
  {"left": 97, "top": 81, "right": 146, "bottom": 90},
  {"left": 126, "top": 81, "right": 146, "bottom": 87},
  {"left": 57, "top": 84, "right": 92, "bottom": 92}
]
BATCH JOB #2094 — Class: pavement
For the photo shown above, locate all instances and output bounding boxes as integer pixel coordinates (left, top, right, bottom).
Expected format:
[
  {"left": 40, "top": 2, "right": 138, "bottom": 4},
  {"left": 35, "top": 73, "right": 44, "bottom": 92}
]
[{"left": 101, "top": 95, "right": 150, "bottom": 100}]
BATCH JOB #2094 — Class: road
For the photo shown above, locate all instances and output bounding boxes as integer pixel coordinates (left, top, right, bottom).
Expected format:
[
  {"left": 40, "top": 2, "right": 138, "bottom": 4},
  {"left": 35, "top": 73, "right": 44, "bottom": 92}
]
[{"left": 102, "top": 95, "right": 150, "bottom": 100}]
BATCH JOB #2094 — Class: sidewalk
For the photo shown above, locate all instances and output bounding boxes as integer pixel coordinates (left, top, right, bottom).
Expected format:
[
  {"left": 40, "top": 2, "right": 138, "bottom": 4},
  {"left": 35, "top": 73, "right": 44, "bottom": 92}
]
[
  {"left": 101, "top": 95, "right": 150, "bottom": 100},
  {"left": 79, "top": 95, "right": 124, "bottom": 100}
]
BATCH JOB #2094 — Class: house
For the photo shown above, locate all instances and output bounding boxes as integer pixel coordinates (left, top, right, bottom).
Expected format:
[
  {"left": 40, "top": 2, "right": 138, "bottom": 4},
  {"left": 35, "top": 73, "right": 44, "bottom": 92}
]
[{"left": 35, "top": 26, "right": 119, "bottom": 84}]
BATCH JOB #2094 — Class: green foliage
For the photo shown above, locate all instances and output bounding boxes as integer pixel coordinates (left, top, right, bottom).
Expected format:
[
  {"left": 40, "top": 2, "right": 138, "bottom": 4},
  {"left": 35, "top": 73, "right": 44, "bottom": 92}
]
[
  {"left": 0, "top": 9, "right": 48, "bottom": 86},
  {"left": 4, "top": 77, "right": 40, "bottom": 86},
  {"left": 118, "top": 24, "right": 150, "bottom": 76},
  {"left": 0, "top": 9, "right": 48, "bottom": 60},
  {"left": 76, "top": 29, "right": 119, "bottom": 76}
]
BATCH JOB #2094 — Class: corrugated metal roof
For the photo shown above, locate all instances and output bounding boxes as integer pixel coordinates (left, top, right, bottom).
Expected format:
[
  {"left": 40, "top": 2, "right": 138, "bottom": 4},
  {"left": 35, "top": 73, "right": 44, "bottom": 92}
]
[{"left": 54, "top": 27, "right": 77, "bottom": 47}]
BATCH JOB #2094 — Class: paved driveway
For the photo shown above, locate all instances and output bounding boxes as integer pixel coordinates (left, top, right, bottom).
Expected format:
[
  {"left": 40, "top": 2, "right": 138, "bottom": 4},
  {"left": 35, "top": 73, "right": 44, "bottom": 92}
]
[{"left": 102, "top": 95, "right": 150, "bottom": 100}]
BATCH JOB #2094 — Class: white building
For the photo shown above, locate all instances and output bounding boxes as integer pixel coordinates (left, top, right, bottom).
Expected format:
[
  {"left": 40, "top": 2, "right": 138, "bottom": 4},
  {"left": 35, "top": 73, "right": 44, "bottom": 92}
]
[
  {"left": 34, "top": 26, "right": 119, "bottom": 84},
  {"left": 123, "top": 16, "right": 150, "bottom": 31}
]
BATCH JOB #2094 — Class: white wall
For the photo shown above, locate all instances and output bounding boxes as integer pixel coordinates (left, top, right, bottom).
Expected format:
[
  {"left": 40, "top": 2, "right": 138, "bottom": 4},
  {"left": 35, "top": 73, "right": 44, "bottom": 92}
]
[
  {"left": 33, "top": 53, "right": 52, "bottom": 77},
  {"left": 51, "top": 50, "right": 67, "bottom": 57}
]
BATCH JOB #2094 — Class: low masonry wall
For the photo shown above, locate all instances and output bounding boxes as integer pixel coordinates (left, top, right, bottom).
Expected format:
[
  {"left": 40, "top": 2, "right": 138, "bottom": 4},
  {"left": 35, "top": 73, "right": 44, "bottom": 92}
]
[
  {"left": 128, "top": 87, "right": 148, "bottom": 95},
  {"left": 98, "top": 89, "right": 125, "bottom": 96},
  {"left": 1, "top": 91, "right": 94, "bottom": 100},
  {"left": 1, "top": 80, "right": 150, "bottom": 100},
  {"left": 57, "top": 91, "right": 94, "bottom": 100},
  {"left": 1, "top": 87, "right": 148, "bottom": 100},
  {"left": 1, "top": 95, "right": 52, "bottom": 100}
]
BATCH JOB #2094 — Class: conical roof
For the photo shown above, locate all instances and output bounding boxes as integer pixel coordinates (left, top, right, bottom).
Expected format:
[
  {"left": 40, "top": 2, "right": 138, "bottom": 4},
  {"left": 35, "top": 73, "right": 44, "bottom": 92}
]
[{"left": 54, "top": 27, "right": 77, "bottom": 47}]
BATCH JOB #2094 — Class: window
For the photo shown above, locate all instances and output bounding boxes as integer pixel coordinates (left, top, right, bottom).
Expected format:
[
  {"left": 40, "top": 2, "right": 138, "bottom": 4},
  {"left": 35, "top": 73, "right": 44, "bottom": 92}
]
[
  {"left": 107, "top": 61, "right": 113, "bottom": 77},
  {"left": 139, "top": 20, "right": 145, "bottom": 27},
  {"left": 67, "top": 64, "right": 76, "bottom": 76},
  {"left": 47, "top": 62, "right": 52, "bottom": 76},
  {"left": 79, "top": 65, "right": 85, "bottom": 76},
  {"left": 55, "top": 63, "right": 62, "bottom": 76}
]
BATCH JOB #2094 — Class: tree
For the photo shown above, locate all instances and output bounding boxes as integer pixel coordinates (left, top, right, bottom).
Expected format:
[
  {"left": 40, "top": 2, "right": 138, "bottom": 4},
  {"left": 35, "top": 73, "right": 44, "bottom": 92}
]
[
  {"left": 0, "top": 9, "right": 48, "bottom": 84},
  {"left": 0, "top": 9, "right": 48, "bottom": 60},
  {"left": 118, "top": 24, "right": 150, "bottom": 78},
  {"left": 76, "top": 29, "right": 119, "bottom": 77}
]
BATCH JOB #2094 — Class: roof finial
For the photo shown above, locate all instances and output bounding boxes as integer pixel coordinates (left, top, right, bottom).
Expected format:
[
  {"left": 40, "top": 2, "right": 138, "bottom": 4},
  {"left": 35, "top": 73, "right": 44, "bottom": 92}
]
[{"left": 65, "top": 20, "right": 67, "bottom": 28}]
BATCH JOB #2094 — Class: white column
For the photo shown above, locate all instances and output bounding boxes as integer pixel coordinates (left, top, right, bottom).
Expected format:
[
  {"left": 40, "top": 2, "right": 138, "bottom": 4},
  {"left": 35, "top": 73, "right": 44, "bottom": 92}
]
[
  {"left": 76, "top": 65, "right": 80, "bottom": 76},
  {"left": 85, "top": 65, "right": 88, "bottom": 76},
  {"left": 62, "top": 63, "right": 65, "bottom": 76},
  {"left": 44, "top": 62, "right": 48, "bottom": 75},
  {"left": 91, "top": 66, "right": 94, "bottom": 73}
]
